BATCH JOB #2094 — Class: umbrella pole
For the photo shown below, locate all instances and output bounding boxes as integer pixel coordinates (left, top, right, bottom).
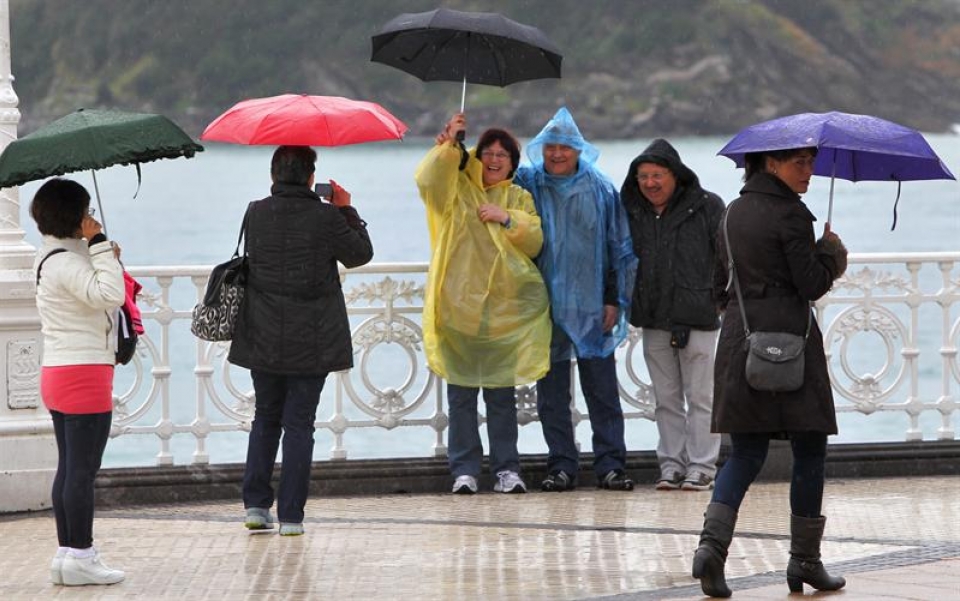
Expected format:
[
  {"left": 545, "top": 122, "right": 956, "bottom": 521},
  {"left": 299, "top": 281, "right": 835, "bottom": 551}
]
[
  {"left": 827, "top": 152, "right": 837, "bottom": 225},
  {"left": 91, "top": 170, "right": 108, "bottom": 239},
  {"left": 460, "top": 77, "right": 466, "bottom": 113}
]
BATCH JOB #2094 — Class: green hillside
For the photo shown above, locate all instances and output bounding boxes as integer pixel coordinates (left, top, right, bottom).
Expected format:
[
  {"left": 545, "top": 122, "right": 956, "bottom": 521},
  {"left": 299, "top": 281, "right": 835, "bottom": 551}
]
[{"left": 9, "top": 0, "right": 960, "bottom": 139}]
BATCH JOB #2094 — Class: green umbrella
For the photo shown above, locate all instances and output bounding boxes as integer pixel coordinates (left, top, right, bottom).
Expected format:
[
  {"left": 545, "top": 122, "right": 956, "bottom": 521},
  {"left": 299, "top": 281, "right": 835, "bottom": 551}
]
[{"left": 0, "top": 108, "right": 203, "bottom": 234}]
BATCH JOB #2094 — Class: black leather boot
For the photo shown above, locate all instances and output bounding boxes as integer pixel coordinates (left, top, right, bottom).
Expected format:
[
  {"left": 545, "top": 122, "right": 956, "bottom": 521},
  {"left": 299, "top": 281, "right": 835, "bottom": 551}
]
[
  {"left": 786, "top": 514, "right": 846, "bottom": 593},
  {"left": 692, "top": 502, "right": 738, "bottom": 598}
]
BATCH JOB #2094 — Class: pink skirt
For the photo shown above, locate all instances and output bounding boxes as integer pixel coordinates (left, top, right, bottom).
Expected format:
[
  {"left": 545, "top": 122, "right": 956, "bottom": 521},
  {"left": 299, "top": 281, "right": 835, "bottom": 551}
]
[{"left": 41, "top": 365, "right": 114, "bottom": 414}]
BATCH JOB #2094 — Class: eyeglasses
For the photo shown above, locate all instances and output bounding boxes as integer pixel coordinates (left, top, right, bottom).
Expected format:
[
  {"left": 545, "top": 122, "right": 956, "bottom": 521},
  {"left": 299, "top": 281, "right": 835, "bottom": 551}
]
[
  {"left": 480, "top": 150, "right": 510, "bottom": 160},
  {"left": 637, "top": 171, "right": 670, "bottom": 183},
  {"left": 87, "top": 207, "right": 96, "bottom": 216}
]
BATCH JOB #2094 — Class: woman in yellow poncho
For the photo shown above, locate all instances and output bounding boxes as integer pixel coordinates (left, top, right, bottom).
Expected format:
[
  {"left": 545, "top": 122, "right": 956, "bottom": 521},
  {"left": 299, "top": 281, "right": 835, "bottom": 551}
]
[{"left": 415, "top": 113, "right": 551, "bottom": 495}]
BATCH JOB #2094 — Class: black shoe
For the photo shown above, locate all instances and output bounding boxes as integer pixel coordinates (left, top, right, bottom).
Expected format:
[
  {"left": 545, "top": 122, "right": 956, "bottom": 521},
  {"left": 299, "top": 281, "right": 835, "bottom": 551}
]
[
  {"left": 598, "top": 469, "right": 634, "bottom": 491},
  {"left": 541, "top": 470, "right": 576, "bottom": 492}
]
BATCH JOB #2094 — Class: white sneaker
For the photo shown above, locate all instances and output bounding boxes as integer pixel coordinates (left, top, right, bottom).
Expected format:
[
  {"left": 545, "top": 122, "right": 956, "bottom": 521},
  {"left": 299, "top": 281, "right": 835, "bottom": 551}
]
[
  {"left": 452, "top": 475, "right": 478, "bottom": 494},
  {"left": 279, "top": 523, "right": 304, "bottom": 536},
  {"left": 61, "top": 550, "right": 125, "bottom": 586},
  {"left": 50, "top": 548, "right": 66, "bottom": 585},
  {"left": 494, "top": 470, "right": 527, "bottom": 494}
]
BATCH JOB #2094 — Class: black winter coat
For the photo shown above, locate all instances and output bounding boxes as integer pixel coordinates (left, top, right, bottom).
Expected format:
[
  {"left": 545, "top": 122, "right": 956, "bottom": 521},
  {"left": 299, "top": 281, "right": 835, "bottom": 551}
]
[
  {"left": 228, "top": 183, "right": 374, "bottom": 376},
  {"left": 621, "top": 139, "right": 725, "bottom": 330},
  {"left": 712, "top": 173, "right": 844, "bottom": 434}
]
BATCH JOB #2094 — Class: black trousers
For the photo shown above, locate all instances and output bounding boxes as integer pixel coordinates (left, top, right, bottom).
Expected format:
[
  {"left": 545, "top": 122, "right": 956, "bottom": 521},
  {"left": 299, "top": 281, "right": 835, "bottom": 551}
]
[{"left": 50, "top": 410, "right": 112, "bottom": 549}]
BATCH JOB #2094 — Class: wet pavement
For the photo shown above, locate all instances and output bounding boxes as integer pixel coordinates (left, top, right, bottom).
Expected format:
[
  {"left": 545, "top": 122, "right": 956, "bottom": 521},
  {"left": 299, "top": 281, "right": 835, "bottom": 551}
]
[{"left": 2, "top": 475, "right": 958, "bottom": 599}]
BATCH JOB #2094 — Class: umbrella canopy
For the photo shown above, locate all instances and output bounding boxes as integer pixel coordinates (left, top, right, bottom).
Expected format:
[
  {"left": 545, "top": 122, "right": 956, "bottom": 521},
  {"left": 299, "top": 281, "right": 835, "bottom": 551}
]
[
  {"left": 718, "top": 111, "right": 955, "bottom": 224},
  {"left": 200, "top": 94, "right": 408, "bottom": 147},
  {"left": 0, "top": 108, "right": 203, "bottom": 189},
  {"left": 371, "top": 8, "right": 561, "bottom": 111},
  {"left": 718, "top": 111, "right": 955, "bottom": 183}
]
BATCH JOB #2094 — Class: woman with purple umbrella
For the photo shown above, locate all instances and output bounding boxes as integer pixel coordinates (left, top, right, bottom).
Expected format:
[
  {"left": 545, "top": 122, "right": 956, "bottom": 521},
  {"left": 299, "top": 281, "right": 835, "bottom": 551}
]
[{"left": 692, "top": 146, "right": 848, "bottom": 597}]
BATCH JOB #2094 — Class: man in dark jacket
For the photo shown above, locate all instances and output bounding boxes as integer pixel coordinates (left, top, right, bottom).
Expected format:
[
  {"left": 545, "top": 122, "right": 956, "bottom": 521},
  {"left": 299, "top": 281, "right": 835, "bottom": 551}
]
[
  {"left": 229, "top": 146, "right": 373, "bottom": 535},
  {"left": 620, "top": 139, "right": 725, "bottom": 491}
]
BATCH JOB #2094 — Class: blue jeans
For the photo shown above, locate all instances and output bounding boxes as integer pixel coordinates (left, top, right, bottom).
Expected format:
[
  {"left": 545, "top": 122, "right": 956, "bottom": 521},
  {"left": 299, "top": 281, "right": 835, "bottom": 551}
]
[
  {"left": 243, "top": 371, "right": 326, "bottom": 524},
  {"left": 50, "top": 410, "right": 112, "bottom": 549},
  {"left": 447, "top": 384, "right": 519, "bottom": 477},
  {"left": 712, "top": 432, "right": 827, "bottom": 518},
  {"left": 537, "top": 355, "right": 627, "bottom": 477}
]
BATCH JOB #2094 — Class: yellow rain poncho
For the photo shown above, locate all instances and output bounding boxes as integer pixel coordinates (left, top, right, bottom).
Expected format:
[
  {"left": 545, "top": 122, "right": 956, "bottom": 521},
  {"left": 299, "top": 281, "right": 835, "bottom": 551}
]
[{"left": 415, "top": 141, "right": 551, "bottom": 387}]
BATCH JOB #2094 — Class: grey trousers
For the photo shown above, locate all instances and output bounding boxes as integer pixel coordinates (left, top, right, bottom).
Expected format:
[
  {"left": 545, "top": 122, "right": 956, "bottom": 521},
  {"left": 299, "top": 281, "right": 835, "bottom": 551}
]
[{"left": 642, "top": 328, "right": 720, "bottom": 479}]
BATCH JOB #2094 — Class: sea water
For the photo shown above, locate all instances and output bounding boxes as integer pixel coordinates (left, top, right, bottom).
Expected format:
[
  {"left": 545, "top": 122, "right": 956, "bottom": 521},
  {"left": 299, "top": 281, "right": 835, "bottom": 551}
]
[{"left": 16, "top": 135, "right": 960, "bottom": 466}]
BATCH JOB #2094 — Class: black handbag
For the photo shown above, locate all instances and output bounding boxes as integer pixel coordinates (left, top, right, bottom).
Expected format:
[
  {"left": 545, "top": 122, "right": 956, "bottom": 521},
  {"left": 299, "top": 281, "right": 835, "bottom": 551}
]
[
  {"left": 722, "top": 210, "right": 810, "bottom": 393},
  {"left": 191, "top": 205, "right": 251, "bottom": 342}
]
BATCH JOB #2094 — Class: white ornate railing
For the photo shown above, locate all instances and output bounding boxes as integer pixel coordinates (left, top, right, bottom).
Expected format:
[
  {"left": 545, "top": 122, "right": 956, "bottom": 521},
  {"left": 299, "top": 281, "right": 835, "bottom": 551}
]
[{"left": 117, "top": 252, "right": 960, "bottom": 466}]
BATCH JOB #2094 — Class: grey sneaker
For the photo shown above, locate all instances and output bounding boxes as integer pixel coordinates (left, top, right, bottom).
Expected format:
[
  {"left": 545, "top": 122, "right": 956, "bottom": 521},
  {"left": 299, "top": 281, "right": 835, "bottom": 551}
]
[
  {"left": 244, "top": 507, "right": 275, "bottom": 530},
  {"left": 655, "top": 472, "right": 684, "bottom": 491},
  {"left": 279, "top": 523, "right": 304, "bottom": 536},
  {"left": 452, "top": 475, "right": 478, "bottom": 495},
  {"left": 681, "top": 472, "right": 715, "bottom": 491},
  {"left": 493, "top": 471, "right": 527, "bottom": 493}
]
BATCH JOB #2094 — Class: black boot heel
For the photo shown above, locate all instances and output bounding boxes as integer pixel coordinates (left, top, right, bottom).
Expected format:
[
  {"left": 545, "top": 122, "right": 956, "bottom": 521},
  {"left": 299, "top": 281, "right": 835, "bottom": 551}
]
[{"left": 786, "top": 575, "right": 803, "bottom": 593}]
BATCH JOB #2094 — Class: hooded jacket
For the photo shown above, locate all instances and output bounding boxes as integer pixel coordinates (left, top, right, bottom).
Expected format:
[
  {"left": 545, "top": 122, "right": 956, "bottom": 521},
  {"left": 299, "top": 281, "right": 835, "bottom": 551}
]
[
  {"left": 515, "top": 107, "right": 637, "bottom": 360},
  {"left": 620, "top": 138, "right": 725, "bottom": 331}
]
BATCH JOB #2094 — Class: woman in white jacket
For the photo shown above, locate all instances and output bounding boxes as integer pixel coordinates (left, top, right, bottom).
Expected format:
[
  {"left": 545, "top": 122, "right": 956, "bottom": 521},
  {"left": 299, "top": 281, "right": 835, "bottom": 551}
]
[{"left": 31, "top": 179, "right": 125, "bottom": 586}]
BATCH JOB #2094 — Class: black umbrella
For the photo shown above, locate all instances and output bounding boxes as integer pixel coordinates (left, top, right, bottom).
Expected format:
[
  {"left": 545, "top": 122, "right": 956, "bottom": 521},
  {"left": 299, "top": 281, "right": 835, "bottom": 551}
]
[{"left": 371, "top": 7, "right": 562, "bottom": 125}]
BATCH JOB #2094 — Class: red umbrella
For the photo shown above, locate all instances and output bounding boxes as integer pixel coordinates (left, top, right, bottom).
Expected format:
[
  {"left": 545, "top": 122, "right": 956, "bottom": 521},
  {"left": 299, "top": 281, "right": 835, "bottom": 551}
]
[{"left": 200, "top": 94, "right": 407, "bottom": 147}]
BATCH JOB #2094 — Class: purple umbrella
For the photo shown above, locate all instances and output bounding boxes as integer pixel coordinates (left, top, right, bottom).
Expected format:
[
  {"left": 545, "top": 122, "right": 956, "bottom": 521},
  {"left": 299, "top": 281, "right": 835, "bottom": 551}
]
[{"left": 718, "top": 111, "right": 955, "bottom": 223}]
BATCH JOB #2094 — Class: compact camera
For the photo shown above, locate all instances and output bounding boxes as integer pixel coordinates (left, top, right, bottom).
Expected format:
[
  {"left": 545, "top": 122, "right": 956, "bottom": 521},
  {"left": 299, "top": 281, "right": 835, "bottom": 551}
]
[{"left": 314, "top": 182, "right": 333, "bottom": 198}]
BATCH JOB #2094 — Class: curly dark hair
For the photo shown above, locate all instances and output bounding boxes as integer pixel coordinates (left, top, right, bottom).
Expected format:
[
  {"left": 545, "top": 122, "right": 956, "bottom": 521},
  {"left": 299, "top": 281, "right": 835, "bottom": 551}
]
[
  {"left": 743, "top": 146, "right": 818, "bottom": 182},
  {"left": 30, "top": 178, "right": 90, "bottom": 238},
  {"left": 476, "top": 128, "right": 521, "bottom": 179}
]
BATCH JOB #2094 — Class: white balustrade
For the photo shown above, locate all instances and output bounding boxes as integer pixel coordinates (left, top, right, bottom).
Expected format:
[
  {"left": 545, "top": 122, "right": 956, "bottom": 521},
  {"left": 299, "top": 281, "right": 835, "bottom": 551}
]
[{"left": 117, "top": 253, "right": 960, "bottom": 466}]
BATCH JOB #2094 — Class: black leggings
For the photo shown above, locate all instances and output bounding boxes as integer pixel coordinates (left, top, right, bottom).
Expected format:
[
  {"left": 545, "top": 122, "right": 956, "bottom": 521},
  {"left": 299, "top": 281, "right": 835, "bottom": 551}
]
[
  {"left": 711, "top": 432, "right": 827, "bottom": 518},
  {"left": 50, "top": 410, "right": 112, "bottom": 549}
]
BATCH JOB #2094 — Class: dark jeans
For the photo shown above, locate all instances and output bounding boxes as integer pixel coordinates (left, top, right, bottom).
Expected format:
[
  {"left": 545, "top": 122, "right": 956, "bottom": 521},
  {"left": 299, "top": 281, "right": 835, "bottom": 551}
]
[
  {"left": 447, "top": 384, "right": 519, "bottom": 477},
  {"left": 712, "top": 432, "right": 827, "bottom": 518},
  {"left": 243, "top": 371, "right": 326, "bottom": 524},
  {"left": 536, "top": 355, "right": 627, "bottom": 477},
  {"left": 50, "top": 410, "right": 112, "bottom": 549}
]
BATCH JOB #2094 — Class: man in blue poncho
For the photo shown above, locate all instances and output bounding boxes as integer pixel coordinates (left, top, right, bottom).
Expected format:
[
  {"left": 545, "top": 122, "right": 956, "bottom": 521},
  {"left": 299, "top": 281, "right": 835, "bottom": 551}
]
[{"left": 515, "top": 107, "right": 638, "bottom": 491}]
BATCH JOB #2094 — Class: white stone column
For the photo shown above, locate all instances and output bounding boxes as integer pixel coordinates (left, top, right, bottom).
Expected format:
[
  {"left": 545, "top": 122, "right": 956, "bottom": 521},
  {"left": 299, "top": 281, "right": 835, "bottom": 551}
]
[{"left": 0, "top": 0, "right": 55, "bottom": 514}]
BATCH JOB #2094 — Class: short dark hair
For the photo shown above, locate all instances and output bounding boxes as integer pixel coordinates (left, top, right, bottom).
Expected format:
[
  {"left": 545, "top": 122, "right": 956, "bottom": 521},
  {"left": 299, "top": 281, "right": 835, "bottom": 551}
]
[
  {"left": 476, "top": 128, "right": 521, "bottom": 178},
  {"left": 271, "top": 145, "right": 317, "bottom": 185},
  {"left": 744, "top": 147, "right": 818, "bottom": 182},
  {"left": 30, "top": 178, "right": 90, "bottom": 238}
]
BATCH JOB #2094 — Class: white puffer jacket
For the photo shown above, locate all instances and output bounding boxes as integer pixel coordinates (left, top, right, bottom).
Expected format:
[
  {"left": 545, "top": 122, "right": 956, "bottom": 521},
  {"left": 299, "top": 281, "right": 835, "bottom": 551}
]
[{"left": 35, "top": 235, "right": 125, "bottom": 366}]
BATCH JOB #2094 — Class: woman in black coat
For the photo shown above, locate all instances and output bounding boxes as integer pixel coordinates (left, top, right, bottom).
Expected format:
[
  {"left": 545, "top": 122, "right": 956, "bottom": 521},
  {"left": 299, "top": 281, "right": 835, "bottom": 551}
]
[
  {"left": 692, "top": 147, "right": 848, "bottom": 597},
  {"left": 228, "top": 146, "right": 373, "bottom": 536}
]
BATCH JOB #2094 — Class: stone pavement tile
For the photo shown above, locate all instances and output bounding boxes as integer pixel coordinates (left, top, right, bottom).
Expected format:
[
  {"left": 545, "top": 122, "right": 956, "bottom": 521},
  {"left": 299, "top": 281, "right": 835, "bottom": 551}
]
[
  {"left": 661, "top": 559, "right": 960, "bottom": 600},
  {"left": 0, "top": 476, "right": 957, "bottom": 600}
]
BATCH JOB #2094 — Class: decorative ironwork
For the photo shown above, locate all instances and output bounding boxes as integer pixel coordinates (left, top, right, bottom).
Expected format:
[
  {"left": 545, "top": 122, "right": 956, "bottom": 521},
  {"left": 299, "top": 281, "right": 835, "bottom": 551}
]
[{"left": 101, "top": 255, "right": 960, "bottom": 466}]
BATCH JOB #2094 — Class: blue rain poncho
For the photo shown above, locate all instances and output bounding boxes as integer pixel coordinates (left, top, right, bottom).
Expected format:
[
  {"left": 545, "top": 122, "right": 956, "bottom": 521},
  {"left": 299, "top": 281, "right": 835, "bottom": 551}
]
[
  {"left": 415, "top": 141, "right": 552, "bottom": 387},
  {"left": 515, "top": 107, "right": 637, "bottom": 359}
]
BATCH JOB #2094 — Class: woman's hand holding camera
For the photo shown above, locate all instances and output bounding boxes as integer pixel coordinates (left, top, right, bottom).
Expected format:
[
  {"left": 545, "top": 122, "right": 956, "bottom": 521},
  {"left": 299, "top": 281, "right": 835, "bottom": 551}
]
[{"left": 329, "top": 179, "right": 351, "bottom": 207}]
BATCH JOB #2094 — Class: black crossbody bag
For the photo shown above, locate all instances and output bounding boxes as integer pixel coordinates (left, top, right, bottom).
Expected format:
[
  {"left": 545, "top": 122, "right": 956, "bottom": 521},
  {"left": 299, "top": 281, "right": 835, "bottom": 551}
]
[{"left": 722, "top": 210, "right": 810, "bottom": 393}]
